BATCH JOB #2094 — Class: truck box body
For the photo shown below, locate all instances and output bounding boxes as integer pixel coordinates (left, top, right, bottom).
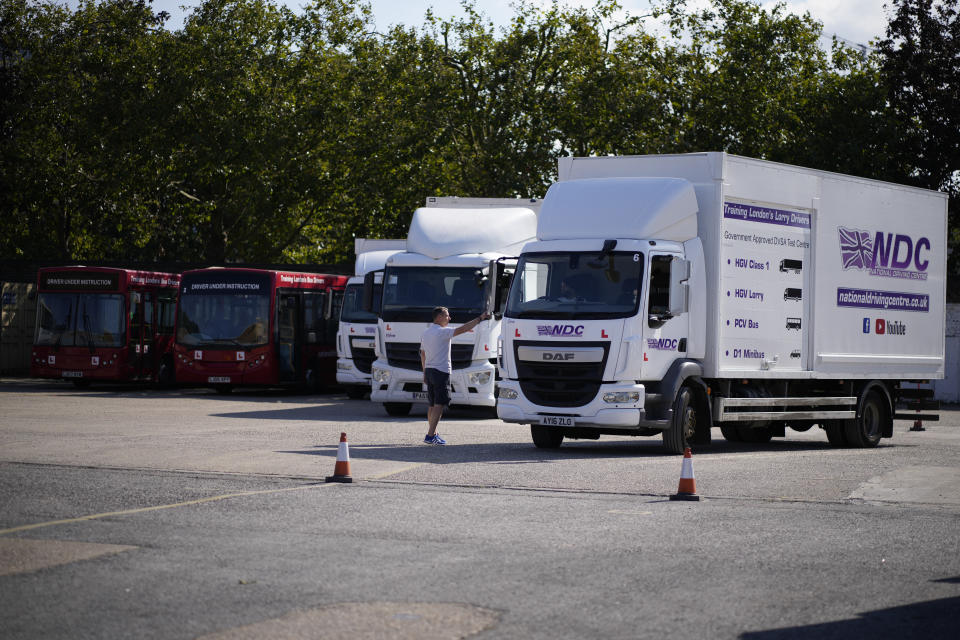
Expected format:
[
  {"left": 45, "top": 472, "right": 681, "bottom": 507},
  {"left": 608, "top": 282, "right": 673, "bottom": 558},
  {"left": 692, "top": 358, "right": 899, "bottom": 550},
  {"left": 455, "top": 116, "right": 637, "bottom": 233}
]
[
  {"left": 369, "top": 198, "right": 540, "bottom": 415},
  {"left": 498, "top": 153, "right": 947, "bottom": 451},
  {"left": 555, "top": 153, "right": 947, "bottom": 380}
]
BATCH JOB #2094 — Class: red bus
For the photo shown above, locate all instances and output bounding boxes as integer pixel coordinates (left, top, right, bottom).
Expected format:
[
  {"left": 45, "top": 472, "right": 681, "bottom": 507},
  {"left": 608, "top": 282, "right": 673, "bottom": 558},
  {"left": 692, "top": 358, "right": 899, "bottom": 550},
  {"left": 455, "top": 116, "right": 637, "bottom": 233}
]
[
  {"left": 173, "top": 268, "right": 348, "bottom": 392},
  {"left": 31, "top": 266, "right": 181, "bottom": 386}
]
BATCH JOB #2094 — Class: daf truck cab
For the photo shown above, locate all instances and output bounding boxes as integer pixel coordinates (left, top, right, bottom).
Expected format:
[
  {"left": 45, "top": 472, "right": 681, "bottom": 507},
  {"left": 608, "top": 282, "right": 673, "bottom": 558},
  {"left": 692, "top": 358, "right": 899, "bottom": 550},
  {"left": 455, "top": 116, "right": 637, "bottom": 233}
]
[{"left": 366, "top": 197, "right": 540, "bottom": 416}]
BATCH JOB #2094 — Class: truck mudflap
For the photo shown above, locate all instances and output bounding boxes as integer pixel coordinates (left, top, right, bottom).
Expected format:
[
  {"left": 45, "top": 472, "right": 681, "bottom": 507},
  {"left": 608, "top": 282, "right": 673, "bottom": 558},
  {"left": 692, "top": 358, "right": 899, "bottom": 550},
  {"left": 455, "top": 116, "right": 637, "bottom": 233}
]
[{"left": 639, "top": 360, "right": 710, "bottom": 429}]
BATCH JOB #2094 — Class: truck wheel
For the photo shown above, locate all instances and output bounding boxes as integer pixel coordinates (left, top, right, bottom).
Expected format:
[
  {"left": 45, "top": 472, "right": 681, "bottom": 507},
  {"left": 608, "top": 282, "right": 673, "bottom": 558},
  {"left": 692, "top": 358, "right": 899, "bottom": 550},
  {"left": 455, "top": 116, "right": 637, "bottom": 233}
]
[
  {"left": 531, "top": 425, "right": 564, "bottom": 449},
  {"left": 662, "top": 387, "right": 696, "bottom": 454},
  {"left": 384, "top": 402, "right": 412, "bottom": 417},
  {"left": 823, "top": 420, "right": 847, "bottom": 447},
  {"left": 844, "top": 391, "right": 886, "bottom": 448},
  {"left": 720, "top": 424, "right": 743, "bottom": 442},
  {"left": 737, "top": 425, "right": 773, "bottom": 443},
  {"left": 346, "top": 387, "right": 367, "bottom": 400}
]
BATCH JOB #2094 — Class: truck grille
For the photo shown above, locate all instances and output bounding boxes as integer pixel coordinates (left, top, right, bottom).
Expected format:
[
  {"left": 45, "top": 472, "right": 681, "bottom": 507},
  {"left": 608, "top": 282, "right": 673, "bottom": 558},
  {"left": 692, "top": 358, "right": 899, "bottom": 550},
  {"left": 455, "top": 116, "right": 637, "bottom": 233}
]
[
  {"left": 514, "top": 340, "right": 609, "bottom": 407},
  {"left": 349, "top": 344, "right": 375, "bottom": 374},
  {"left": 386, "top": 342, "right": 475, "bottom": 371}
]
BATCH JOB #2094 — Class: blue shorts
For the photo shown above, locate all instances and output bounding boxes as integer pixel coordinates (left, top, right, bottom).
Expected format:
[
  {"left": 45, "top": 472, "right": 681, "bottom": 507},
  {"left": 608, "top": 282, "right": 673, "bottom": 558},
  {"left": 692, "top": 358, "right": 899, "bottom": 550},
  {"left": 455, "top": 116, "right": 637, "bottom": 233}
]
[{"left": 424, "top": 368, "right": 450, "bottom": 407}]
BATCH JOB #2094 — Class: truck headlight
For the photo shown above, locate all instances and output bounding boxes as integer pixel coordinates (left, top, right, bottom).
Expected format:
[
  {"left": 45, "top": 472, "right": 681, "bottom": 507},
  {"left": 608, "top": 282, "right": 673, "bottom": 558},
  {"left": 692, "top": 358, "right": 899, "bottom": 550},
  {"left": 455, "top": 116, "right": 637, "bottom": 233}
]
[
  {"left": 372, "top": 367, "right": 391, "bottom": 383},
  {"left": 337, "top": 361, "right": 352, "bottom": 371},
  {"left": 603, "top": 391, "right": 640, "bottom": 403},
  {"left": 499, "top": 388, "right": 518, "bottom": 400},
  {"left": 467, "top": 370, "right": 491, "bottom": 386}
]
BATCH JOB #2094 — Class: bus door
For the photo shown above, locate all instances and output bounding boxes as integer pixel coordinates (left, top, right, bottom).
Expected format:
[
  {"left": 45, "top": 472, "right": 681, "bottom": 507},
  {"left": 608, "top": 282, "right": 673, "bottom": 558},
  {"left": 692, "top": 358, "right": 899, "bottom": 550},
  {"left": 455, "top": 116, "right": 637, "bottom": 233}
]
[
  {"left": 129, "top": 291, "right": 157, "bottom": 379},
  {"left": 277, "top": 292, "right": 302, "bottom": 382}
]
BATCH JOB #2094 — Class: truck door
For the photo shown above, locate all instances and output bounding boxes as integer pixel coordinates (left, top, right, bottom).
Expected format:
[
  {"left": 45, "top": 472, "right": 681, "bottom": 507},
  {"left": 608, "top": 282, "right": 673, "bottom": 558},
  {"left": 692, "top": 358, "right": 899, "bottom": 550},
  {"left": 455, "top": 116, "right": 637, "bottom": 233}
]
[{"left": 277, "top": 292, "right": 302, "bottom": 382}]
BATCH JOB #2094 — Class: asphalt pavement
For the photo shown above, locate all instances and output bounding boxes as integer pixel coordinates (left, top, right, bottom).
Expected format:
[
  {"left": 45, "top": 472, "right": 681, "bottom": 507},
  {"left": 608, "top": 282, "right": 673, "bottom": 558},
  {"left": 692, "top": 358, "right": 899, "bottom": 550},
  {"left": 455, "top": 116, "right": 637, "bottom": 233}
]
[{"left": 1, "top": 379, "right": 958, "bottom": 639}]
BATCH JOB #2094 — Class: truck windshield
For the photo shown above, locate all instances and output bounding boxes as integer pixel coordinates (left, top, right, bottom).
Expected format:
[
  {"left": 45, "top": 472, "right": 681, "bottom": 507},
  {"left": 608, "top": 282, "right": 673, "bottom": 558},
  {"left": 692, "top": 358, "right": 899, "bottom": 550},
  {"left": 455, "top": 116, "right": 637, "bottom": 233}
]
[
  {"left": 34, "top": 293, "right": 125, "bottom": 348},
  {"left": 381, "top": 266, "right": 486, "bottom": 323},
  {"left": 177, "top": 293, "right": 270, "bottom": 347},
  {"left": 340, "top": 283, "right": 380, "bottom": 323},
  {"left": 505, "top": 251, "right": 644, "bottom": 320}
]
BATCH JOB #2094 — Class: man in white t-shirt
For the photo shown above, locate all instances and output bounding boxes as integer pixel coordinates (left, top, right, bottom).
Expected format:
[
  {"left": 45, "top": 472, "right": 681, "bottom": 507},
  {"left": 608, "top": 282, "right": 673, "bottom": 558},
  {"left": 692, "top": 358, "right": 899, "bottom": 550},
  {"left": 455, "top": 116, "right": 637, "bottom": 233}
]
[{"left": 419, "top": 306, "right": 491, "bottom": 444}]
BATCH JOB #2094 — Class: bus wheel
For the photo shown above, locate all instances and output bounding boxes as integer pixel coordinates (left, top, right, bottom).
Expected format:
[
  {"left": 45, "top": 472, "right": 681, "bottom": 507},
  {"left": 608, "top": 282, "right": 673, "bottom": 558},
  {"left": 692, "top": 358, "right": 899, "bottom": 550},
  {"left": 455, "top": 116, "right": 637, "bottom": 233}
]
[
  {"left": 384, "top": 402, "right": 411, "bottom": 417},
  {"left": 157, "top": 360, "right": 175, "bottom": 389},
  {"left": 531, "top": 425, "right": 563, "bottom": 449},
  {"left": 662, "top": 387, "right": 696, "bottom": 454},
  {"left": 844, "top": 391, "right": 886, "bottom": 448},
  {"left": 823, "top": 420, "right": 847, "bottom": 447}
]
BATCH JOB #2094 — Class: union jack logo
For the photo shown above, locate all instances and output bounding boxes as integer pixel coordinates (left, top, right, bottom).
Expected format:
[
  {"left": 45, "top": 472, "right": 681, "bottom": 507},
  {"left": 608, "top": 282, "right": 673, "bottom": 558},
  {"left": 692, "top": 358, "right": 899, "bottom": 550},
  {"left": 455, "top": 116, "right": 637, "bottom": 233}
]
[{"left": 839, "top": 226, "right": 873, "bottom": 270}]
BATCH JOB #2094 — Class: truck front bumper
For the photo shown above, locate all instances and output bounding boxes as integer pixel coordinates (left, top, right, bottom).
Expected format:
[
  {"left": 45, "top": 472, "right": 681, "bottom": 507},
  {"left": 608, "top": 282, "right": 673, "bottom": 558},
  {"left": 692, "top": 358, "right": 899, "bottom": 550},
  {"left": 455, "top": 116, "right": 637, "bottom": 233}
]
[
  {"left": 496, "top": 380, "right": 648, "bottom": 428},
  {"left": 336, "top": 358, "right": 370, "bottom": 386},
  {"left": 370, "top": 360, "right": 496, "bottom": 408}
]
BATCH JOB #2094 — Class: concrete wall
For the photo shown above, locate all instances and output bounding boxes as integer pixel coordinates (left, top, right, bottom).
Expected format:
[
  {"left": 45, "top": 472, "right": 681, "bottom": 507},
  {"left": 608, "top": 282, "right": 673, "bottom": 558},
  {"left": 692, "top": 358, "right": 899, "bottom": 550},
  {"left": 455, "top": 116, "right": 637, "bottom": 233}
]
[{"left": 934, "top": 303, "right": 960, "bottom": 403}]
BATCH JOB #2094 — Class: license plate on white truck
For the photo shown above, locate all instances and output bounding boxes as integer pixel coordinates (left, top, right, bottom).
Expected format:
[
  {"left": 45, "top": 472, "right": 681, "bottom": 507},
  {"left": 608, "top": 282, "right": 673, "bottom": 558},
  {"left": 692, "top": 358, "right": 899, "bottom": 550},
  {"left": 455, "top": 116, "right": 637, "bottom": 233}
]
[
  {"left": 411, "top": 391, "right": 429, "bottom": 400},
  {"left": 540, "top": 415, "right": 574, "bottom": 427}
]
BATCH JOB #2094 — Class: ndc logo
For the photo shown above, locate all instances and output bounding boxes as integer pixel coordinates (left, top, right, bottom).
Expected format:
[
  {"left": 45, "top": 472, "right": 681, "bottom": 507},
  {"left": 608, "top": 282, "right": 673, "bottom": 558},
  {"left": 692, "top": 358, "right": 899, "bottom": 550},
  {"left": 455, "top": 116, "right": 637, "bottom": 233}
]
[
  {"left": 646, "top": 338, "right": 679, "bottom": 351},
  {"left": 536, "top": 325, "right": 584, "bottom": 337}
]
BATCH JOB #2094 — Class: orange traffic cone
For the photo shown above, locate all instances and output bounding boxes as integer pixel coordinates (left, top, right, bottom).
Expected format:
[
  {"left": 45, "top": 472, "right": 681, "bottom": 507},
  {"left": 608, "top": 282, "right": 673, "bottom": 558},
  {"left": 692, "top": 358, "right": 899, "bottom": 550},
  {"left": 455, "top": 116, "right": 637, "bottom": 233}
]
[
  {"left": 669, "top": 447, "right": 700, "bottom": 501},
  {"left": 325, "top": 432, "right": 353, "bottom": 483}
]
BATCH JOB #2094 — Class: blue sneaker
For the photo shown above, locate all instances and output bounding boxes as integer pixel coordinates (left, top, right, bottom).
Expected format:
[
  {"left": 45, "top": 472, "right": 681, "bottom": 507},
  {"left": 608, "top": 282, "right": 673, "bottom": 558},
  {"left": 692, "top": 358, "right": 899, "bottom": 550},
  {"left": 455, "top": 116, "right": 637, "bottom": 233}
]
[{"left": 423, "top": 433, "right": 446, "bottom": 445}]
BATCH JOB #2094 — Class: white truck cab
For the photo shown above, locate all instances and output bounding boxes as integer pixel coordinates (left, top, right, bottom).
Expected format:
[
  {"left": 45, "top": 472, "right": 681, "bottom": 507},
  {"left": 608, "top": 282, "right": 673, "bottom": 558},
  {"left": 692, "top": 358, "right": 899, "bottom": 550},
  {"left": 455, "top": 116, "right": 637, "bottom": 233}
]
[
  {"left": 336, "top": 240, "right": 405, "bottom": 398},
  {"left": 366, "top": 197, "right": 540, "bottom": 416}
]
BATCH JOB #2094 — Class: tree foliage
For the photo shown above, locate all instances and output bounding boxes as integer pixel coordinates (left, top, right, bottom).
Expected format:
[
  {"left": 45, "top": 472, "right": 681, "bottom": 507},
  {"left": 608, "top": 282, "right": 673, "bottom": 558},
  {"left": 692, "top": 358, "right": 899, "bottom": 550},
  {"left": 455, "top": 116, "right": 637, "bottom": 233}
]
[{"left": 0, "top": 0, "right": 956, "bottom": 291}]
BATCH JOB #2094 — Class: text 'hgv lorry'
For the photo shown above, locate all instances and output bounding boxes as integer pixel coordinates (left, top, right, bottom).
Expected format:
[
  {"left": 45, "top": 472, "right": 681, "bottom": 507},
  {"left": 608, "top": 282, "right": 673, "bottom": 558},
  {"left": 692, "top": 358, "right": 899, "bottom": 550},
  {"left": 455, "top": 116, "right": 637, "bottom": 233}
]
[
  {"left": 336, "top": 238, "right": 406, "bottom": 398},
  {"left": 497, "top": 153, "right": 946, "bottom": 453},
  {"left": 367, "top": 197, "right": 541, "bottom": 416}
]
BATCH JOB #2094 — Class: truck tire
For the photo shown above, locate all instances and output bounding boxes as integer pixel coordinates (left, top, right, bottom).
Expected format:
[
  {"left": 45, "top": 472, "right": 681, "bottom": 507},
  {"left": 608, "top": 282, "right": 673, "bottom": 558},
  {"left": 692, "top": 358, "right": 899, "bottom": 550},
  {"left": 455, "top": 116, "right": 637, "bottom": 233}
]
[
  {"left": 662, "top": 387, "right": 696, "bottom": 454},
  {"left": 531, "top": 425, "right": 563, "bottom": 448},
  {"left": 737, "top": 425, "right": 773, "bottom": 443},
  {"left": 384, "top": 402, "right": 412, "bottom": 417},
  {"left": 346, "top": 386, "right": 367, "bottom": 400},
  {"left": 720, "top": 424, "right": 743, "bottom": 442},
  {"left": 823, "top": 420, "right": 847, "bottom": 447},
  {"left": 844, "top": 391, "right": 886, "bottom": 448}
]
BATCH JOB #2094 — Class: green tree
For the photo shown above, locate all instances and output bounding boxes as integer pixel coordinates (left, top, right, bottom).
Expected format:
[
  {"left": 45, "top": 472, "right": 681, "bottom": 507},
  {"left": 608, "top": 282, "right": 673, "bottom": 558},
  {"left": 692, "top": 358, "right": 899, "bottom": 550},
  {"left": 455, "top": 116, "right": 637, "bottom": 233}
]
[
  {"left": 877, "top": 0, "right": 959, "bottom": 297},
  {"left": 0, "top": 0, "right": 169, "bottom": 260}
]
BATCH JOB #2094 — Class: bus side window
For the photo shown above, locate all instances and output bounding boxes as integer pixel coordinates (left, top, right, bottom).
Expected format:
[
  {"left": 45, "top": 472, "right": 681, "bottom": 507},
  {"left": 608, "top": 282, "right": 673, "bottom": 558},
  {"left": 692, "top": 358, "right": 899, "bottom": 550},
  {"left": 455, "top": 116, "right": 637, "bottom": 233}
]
[{"left": 158, "top": 292, "right": 176, "bottom": 335}]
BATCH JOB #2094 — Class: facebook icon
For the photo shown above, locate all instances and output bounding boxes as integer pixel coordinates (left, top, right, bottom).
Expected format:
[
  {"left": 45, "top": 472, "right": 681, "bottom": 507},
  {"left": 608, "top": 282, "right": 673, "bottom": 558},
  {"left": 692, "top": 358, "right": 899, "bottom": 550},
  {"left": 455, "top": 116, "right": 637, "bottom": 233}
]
[{"left": 862, "top": 318, "right": 871, "bottom": 334}]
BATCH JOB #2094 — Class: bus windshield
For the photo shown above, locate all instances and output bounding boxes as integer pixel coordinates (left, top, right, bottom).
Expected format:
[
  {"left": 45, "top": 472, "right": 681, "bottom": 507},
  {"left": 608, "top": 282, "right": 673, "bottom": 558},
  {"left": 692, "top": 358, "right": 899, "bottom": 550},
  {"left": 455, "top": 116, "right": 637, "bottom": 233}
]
[
  {"left": 35, "top": 293, "right": 125, "bottom": 348},
  {"left": 504, "top": 251, "right": 644, "bottom": 320},
  {"left": 177, "top": 293, "right": 270, "bottom": 347},
  {"left": 340, "top": 283, "right": 380, "bottom": 323},
  {"left": 381, "top": 266, "right": 485, "bottom": 323}
]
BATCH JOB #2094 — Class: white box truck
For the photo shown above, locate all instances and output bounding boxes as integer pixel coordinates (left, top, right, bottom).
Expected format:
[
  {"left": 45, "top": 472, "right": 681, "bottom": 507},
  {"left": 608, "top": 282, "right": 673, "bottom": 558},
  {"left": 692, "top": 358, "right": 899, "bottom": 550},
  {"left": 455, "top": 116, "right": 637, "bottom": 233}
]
[
  {"left": 497, "top": 153, "right": 947, "bottom": 452},
  {"left": 336, "top": 239, "right": 406, "bottom": 398},
  {"left": 366, "top": 197, "right": 540, "bottom": 416}
]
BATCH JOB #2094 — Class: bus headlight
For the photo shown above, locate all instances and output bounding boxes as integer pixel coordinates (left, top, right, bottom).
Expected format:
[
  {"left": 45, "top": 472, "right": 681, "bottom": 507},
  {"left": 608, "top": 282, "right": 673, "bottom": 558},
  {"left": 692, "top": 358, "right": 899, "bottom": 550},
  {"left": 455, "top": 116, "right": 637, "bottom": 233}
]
[
  {"left": 372, "top": 367, "right": 391, "bottom": 383},
  {"left": 603, "top": 391, "right": 640, "bottom": 404},
  {"left": 467, "top": 371, "right": 491, "bottom": 386},
  {"left": 499, "top": 388, "right": 518, "bottom": 400}
]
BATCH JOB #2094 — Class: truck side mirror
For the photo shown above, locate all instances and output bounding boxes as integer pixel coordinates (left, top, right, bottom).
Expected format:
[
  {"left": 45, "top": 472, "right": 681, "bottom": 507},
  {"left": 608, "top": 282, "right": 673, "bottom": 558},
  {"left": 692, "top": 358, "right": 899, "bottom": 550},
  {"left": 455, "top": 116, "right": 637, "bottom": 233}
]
[{"left": 668, "top": 257, "right": 690, "bottom": 317}]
